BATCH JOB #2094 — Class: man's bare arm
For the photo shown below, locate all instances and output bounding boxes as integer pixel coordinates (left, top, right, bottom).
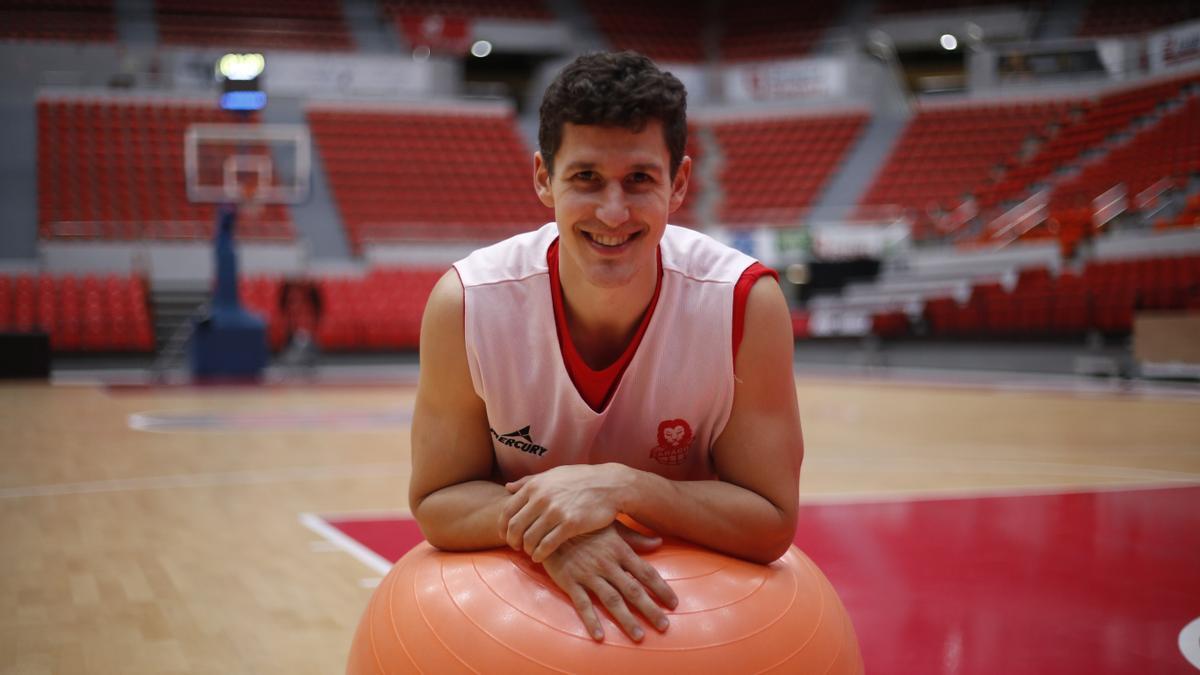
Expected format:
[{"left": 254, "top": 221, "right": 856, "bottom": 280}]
[
  {"left": 408, "top": 270, "right": 509, "bottom": 551},
  {"left": 502, "top": 277, "right": 803, "bottom": 564}
]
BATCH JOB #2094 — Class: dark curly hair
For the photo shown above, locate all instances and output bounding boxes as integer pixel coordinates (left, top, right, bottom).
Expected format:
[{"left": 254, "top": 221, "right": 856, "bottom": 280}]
[{"left": 538, "top": 51, "right": 688, "bottom": 179}]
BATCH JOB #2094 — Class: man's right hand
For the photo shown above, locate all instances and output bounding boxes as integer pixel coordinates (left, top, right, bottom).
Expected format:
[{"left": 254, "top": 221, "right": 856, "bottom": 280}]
[{"left": 541, "top": 521, "right": 679, "bottom": 643}]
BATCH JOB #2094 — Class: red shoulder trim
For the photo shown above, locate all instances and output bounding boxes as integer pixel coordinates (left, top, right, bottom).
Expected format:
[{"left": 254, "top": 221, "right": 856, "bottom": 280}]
[{"left": 732, "top": 262, "right": 779, "bottom": 361}]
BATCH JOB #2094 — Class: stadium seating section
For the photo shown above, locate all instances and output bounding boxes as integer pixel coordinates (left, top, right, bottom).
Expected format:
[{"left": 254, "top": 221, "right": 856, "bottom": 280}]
[
  {"left": 307, "top": 107, "right": 548, "bottom": 250},
  {"left": 582, "top": 0, "right": 706, "bottom": 62},
  {"left": 238, "top": 271, "right": 441, "bottom": 352},
  {"left": 0, "top": 274, "right": 154, "bottom": 352},
  {"left": 874, "top": 0, "right": 1027, "bottom": 14},
  {"left": 672, "top": 126, "right": 704, "bottom": 226},
  {"left": 155, "top": 0, "right": 352, "bottom": 50},
  {"left": 0, "top": 0, "right": 114, "bottom": 43},
  {"left": 582, "top": 0, "right": 841, "bottom": 62},
  {"left": 1079, "top": 0, "right": 1198, "bottom": 37},
  {"left": 380, "top": 0, "right": 552, "bottom": 21},
  {"left": 974, "top": 75, "right": 1199, "bottom": 250},
  {"left": 313, "top": 269, "right": 441, "bottom": 351},
  {"left": 37, "top": 98, "right": 293, "bottom": 241},
  {"left": 858, "top": 101, "right": 1073, "bottom": 227},
  {"left": 714, "top": 112, "right": 868, "bottom": 224},
  {"left": 917, "top": 255, "right": 1200, "bottom": 338},
  {"left": 1051, "top": 96, "right": 1200, "bottom": 228},
  {"left": 981, "top": 78, "right": 1190, "bottom": 208},
  {"left": 718, "top": 1, "right": 838, "bottom": 61},
  {"left": 862, "top": 72, "right": 1200, "bottom": 251}
]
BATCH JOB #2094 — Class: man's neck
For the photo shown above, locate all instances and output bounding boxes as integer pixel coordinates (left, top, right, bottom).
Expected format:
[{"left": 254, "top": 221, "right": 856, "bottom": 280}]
[{"left": 558, "top": 259, "right": 658, "bottom": 370}]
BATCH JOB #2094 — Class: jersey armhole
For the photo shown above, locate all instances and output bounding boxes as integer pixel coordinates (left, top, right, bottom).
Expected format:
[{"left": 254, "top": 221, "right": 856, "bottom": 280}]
[{"left": 732, "top": 262, "right": 779, "bottom": 361}]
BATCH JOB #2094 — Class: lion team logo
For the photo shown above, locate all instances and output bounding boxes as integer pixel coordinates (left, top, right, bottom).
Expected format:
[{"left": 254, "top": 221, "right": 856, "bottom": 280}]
[{"left": 650, "top": 419, "right": 693, "bottom": 466}]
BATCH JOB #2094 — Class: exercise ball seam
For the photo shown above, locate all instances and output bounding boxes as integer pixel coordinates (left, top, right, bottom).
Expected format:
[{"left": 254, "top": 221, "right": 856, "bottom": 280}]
[
  {"left": 456, "top": 555, "right": 576, "bottom": 673},
  {"left": 410, "top": 555, "right": 482, "bottom": 674},
  {"left": 365, "top": 570, "right": 387, "bottom": 675},
  {"left": 389, "top": 558, "right": 428, "bottom": 674},
  {"left": 753, "top": 550, "right": 830, "bottom": 673},
  {"left": 817, "top": 605, "right": 850, "bottom": 675}
]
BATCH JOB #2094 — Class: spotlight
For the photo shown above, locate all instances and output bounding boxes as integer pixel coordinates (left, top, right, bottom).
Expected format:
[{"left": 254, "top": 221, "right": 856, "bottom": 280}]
[
  {"left": 470, "top": 40, "right": 493, "bottom": 58},
  {"left": 940, "top": 34, "right": 958, "bottom": 51}
]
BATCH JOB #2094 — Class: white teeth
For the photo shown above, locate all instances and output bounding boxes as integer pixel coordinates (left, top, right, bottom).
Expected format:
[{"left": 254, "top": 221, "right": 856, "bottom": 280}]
[{"left": 589, "top": 233, "right": 631, "bottom": 247}]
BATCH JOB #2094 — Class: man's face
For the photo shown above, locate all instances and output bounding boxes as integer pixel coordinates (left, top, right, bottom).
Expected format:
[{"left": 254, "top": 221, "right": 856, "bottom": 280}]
[{"left": 535, "top": 121, "right": 690, "bottom": 290}]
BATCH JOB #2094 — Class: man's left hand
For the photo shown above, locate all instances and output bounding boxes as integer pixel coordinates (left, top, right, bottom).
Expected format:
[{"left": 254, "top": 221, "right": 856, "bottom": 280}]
[{"left": 499, "top": 463, "right": 633, "bottom": 562}]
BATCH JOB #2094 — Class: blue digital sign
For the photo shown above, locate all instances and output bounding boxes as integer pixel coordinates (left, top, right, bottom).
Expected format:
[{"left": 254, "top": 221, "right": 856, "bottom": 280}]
[{"left": 219, "top": 91, "right": 267, "bottom": 111}]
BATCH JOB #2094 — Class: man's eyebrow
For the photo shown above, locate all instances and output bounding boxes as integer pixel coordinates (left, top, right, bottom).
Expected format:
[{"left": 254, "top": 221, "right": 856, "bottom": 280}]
[{"left": 559, "top": 160, "right": 665, "bottom": 175}]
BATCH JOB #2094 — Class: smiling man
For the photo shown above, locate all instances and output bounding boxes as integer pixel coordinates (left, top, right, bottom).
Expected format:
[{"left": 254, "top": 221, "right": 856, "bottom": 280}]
[{"left": 409, "top": 51, "right": 804, "bottom": 643}]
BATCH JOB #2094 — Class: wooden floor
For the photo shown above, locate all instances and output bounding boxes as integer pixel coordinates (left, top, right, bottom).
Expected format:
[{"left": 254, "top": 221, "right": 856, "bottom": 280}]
[{"left": 2, "top": 373, "right": 1198, "bottom": 674}]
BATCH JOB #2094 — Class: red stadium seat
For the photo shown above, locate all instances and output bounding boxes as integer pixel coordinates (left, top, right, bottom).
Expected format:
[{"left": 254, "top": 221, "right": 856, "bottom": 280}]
[
  {"left": 715, "top": 112, "right": 869, "bottom": 224},
  {"left": 37, "top": 98, "right": 294, "bottom": 242},
  {"left": 307, "top": 106, "right": 550, "bottom": 251}
]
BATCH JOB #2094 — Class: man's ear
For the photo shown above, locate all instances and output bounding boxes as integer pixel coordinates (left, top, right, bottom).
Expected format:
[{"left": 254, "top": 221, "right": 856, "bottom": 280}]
[
  {"left": 668, "top": 155, "right": 692, "bottom": 214},
  {"left": 533, "top": 152, "right": 554, "bottom": 208}
]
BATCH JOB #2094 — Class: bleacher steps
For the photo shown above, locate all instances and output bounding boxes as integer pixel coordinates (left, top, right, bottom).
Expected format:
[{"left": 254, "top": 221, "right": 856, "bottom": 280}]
[{"left": 150, "top": 288, "right": 208, "bottom": 353}]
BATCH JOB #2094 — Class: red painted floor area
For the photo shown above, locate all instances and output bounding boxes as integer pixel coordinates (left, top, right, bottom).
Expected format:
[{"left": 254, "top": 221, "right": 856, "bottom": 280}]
[{"left": 326, "top": 486, "right": 1200, "bottom": 675}]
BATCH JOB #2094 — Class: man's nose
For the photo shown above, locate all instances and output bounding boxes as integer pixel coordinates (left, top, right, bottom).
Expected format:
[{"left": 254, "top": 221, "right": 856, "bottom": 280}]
[{"left": 595, "top": 183, "right": 629, "bottom": 228}]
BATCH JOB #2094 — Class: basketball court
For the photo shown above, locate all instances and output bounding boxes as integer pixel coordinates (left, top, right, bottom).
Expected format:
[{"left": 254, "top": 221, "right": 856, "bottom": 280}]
[{"left": 2, "top": 369, "right": 1197, "bottom": 674}]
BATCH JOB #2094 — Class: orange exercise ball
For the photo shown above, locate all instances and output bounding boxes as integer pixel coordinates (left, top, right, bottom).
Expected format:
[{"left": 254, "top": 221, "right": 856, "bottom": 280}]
[{"left": 347, "top": 540, "right": 863, "bottom": 674}]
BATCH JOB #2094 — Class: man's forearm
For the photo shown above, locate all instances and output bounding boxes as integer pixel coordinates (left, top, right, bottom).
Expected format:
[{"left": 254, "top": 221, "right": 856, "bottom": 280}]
[
  {"left": 412, "top": 480, "right": 510, "bottom": 551},
  {"left": 621, "top": 468, "right": 796, "bottom": 564}
]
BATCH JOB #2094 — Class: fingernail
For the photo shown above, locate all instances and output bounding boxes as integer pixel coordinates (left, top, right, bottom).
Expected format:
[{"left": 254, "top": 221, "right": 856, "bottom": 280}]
[
  {"left": 592, "top": 630, "right": 604, "bottom": 641},
  {"left": 632, "top": 628, "right": 644, "bottom": 641},
  {"left": 656, "top": 618, "right": 668, "bottom": 631}
]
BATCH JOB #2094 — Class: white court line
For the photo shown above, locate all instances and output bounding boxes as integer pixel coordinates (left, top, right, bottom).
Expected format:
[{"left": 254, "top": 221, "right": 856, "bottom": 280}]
[
  {"left": 298, "top": 512, "right": 393, "bottom": 576},
  {"left": 1180, "top": 616, "right": 1200, "bottom": 671},
  {"left": 0, "top": 462, "right": 409, "bottom": 499}
]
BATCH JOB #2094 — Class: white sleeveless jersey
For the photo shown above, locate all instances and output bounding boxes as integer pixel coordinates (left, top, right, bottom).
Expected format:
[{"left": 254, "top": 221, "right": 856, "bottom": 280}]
[{"left": 454, "top": 222, "right": 759, "bottom": 482}]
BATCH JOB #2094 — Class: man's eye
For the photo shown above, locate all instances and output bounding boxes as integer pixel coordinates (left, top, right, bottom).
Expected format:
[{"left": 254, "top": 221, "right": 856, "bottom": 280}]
[
  {"left": 628, "top": 173, "right": 652, "bottom": 184},
  {"left": 573, "top": 171, "right": 596, "bottom": 181}
]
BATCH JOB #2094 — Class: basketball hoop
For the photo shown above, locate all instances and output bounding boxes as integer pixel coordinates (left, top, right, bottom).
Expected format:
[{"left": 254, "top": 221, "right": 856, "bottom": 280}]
[
  {"left": 184, "top": 123, "right": 311, "bottom": 206},
  {"left": 238, "top": 182, "right": 266, "bottom": 221}
]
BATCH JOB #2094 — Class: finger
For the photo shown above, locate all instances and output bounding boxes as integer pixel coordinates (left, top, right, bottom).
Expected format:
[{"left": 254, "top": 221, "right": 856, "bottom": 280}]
[
  {"left": 587, "top": 578, "right": 645, "bottom": 642},
  {"left": 615, "top": 567, "right": 670, "bottom": 633},
  {"left": 504, "top": 501, "right": 539, "bottom": 551},
  {"left": 614, "top": 522, "right": 662, "bottom": 553},
  {"left": 521, "top": 513, "right": 557, "bottom": 558},
  {"left": 530, "top": 523, "right": 568, "bottom": 563},
  {"left": 564, "top": 584, "right": 605, "bottom": 642},
  {"left": 504, "top": 476, "right": 531, "bottom": 493},
  {"left": 628, "top": 556, "right": 678, "bottom": 612},
  {"left": 497, "top": 490, "right": 530, "bottom": 541}
]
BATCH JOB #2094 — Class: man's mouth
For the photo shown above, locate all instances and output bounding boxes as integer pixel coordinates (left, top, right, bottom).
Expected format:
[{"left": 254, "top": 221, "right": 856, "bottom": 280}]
[{"left": 583, "top": 231, "right": 640, "bottom": 248}]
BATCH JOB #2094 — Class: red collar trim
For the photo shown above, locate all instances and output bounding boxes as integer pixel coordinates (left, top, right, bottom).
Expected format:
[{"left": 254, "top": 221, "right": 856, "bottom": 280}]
[{"left": 547, "top": 238, "right": 663, "bottom": 412}]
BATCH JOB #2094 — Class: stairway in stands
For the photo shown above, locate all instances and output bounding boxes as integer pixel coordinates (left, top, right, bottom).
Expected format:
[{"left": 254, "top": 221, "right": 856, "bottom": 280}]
[{"left": 974, "top": 75, "right": 1199, "bottom": 229}]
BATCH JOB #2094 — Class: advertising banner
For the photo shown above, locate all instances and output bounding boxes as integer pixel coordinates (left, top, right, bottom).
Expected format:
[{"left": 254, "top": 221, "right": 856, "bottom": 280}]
[{"left": 725, "top": 57, "right": 847, "bottom": 102}]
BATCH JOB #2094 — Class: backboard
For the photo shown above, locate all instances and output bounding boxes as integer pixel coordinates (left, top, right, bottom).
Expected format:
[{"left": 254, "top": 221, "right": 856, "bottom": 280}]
[{"left": 184, "top": 123, "right": 311, "bottom": 205}]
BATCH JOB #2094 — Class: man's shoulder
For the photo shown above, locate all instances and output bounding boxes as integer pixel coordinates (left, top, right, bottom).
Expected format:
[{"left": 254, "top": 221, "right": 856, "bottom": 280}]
[
  {"left": 455, "top": 223, "right": 556, "bottom": 287},
  {"left": 661, "top": 225, "right": 759, "bottom": 284}
]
